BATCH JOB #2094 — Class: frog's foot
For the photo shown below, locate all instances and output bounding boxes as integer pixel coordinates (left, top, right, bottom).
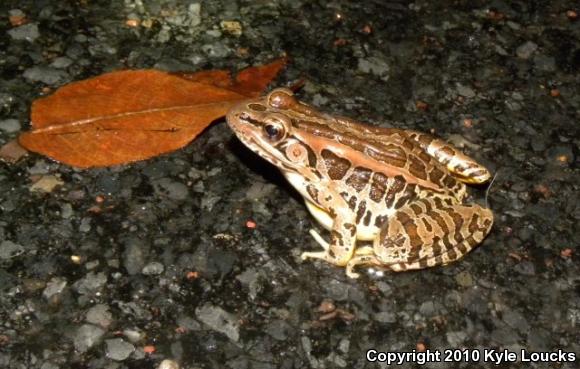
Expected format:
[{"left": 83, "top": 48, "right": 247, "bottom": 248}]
[
  {"left": 346, "top": 253, "right": 381, "bottom": 279},
  {"left": 303, "top": 250, "right": 371, "bottom": 279},
  {"left": 301, "top": 250, "right": 329, "bottom": 261},
  {"left": 353, "top": 245, "right": 374, "bottom": 256}
]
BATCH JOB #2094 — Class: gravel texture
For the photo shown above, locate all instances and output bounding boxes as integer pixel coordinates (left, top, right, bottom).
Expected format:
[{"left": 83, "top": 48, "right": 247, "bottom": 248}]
[{"left": 0, "top": 1, "right": 579, "bottom": 369}]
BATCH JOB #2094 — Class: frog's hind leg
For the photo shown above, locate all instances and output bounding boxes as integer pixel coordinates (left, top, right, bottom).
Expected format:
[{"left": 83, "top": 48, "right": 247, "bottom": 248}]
[
  {"left": 373, "top": 198, "right": 493, "bottom": 272},
  {"left": 405, "top": 131, "right": 491, "bottom": 184}
]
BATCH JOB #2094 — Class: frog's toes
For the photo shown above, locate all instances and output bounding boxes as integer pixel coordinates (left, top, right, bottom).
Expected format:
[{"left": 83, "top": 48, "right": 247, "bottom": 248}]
[
  {"left": 345, "top": 267, "right": 361, "bottom": 279},
  {"left": 301, "top": 251, "right": 328, "bottom": 261},
  {"left": 308, "top": 229, "right": 330, "bottom": 251}
]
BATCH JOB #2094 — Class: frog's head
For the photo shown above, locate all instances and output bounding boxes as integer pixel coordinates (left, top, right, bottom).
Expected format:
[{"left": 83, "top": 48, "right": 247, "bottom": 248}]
[{"left": 227, "top": 88, "right": 319, "bottom": 178}]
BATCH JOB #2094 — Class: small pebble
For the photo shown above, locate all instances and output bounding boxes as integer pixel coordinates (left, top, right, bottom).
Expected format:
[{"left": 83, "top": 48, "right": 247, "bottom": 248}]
[
  {"left": 176, "top": 315, "right": 202, "bottom": 331},
  {"left": 187, "top": 3, "right": 201, "bottom": 27},
  {"left": 265, "top": 319, "right": 292, "bottom": 341},
  {"left": 456, "top": 84, "right": 476, "bottom": 98},
  {"left": 516, "top": 41, "right": 538, "bottom": 59},
  {"left": 105, "top": 338, "right": 135, "bottom": 361},
  {"left": 357, "top": 56, "right": 390, "bottom": 81},
  {"left": 514, "top": 261, "right": 536, "bottom": 276},
  {"left": 447, "top": 331, "right": 467, "bottom": 346},
  {"left": 123, "top": 328, "right": 145, "bottom": 343},
  {"left": 374, "top": 311, "right": 397, "bottom": 323},
  {"left": 158, "top": 359, "right": 180, "bottom": 369},
  {"left": 8, "top": 22, "right": 39, "bottom": 41},
  {"left": 123, "top": 237, "right": 149, "bottom": 276},
  {"left": 42, "top": 277, "right": 67, "bottom": 300},
  {"left": 220, "top": 20, "right": 242, "bottom": 36},
  {"left": 201, "top": 42, "right": 231, "bottom": 58},
  {"left": 196, "top": 304, "right": 240, "bottom": 342},
  {"left": 86, "top": 304, "right": 113, "bottom": 328},
  {"left": 0, "top": 140, "right": 28, "bottom": 163},
  {"left": 60, "top": 203, "right": 73, "bottom": 219},
  {"left": 79, "top": 217, "right": 92, "bottom": 233},
  {"left": 8, "top": 9, "right": 26, "bottom": 26},
  {"left": 50, "top": 57, "right": 73, "bottom": 69},
  {"left": 419, "top": 301, "right": 436, "bottom": 316},
  {"left": 30, "top": 175, "right": 64, "bottom": 193},
  {"left": 73, "top": 272, "right": 107, "bottom": 295},
  {"left": 0, "top": 119, "right": 21, "bottom": 133},
  {"left": 455, "top": 271, "right": 474, "bottom": 287},
  {"left": 152, "top": 178, "right": 189, "bottom": 201},
  {"left": 0, "top": 240, "right": 24, "bottom": 259},
  {"left": 23, "top": 66, "right": 69, "bottom": 85},
  {"left": 142, "top": 262, "right": 165, "bottom": 275},
  {"left": 74, "top": 324, "right": 105, "bottom": 353}
]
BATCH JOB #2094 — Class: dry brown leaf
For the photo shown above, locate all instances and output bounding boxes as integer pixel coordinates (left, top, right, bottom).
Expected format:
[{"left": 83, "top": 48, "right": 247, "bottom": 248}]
[
  {"left": 19, "top": 59, "right": 287, "bottom": 168},
  {"left": 174, "top": 56, "right": 288, "bottom": 97}
]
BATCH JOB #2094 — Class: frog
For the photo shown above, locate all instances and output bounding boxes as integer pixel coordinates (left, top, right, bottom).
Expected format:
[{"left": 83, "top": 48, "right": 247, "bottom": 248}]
[{"left": 226, "top": 88, "right": 493, "bottom": 278}]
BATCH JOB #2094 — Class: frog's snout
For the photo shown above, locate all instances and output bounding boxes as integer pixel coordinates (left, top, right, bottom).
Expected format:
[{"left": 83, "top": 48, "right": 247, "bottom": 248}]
[{"left": 225, "top": 101, "right": 245, "bottom": 128}]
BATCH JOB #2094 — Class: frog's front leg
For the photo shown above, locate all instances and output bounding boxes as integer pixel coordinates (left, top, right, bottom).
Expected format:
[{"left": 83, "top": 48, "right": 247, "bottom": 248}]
[{"left": 300, "top": 201, "right": 358, "bottom": 267}]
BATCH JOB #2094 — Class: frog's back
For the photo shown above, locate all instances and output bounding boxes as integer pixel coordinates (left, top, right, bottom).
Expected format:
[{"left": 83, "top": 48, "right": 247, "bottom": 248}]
[{"left": 288, "top": 111, "right": 467, "bottom": 201}]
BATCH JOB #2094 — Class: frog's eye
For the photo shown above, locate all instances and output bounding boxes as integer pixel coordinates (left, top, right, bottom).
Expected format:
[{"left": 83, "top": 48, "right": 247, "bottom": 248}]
[
  {"left": 268, "top": 88, "right": 295, "bottom": 109},
  {"left": 263, "top": 122, "right": 285, "bottom": 141}
]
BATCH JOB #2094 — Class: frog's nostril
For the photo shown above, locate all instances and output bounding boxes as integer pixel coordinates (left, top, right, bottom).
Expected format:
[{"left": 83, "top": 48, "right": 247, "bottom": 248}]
[{"left": 238, "top": 113, "right": 262, "bottom": 127}]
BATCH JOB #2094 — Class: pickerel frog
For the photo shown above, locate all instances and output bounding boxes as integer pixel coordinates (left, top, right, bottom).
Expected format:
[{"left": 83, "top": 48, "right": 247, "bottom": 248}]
[{"left": 227, "top": 88, "right": 493, "bottom": 278}]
